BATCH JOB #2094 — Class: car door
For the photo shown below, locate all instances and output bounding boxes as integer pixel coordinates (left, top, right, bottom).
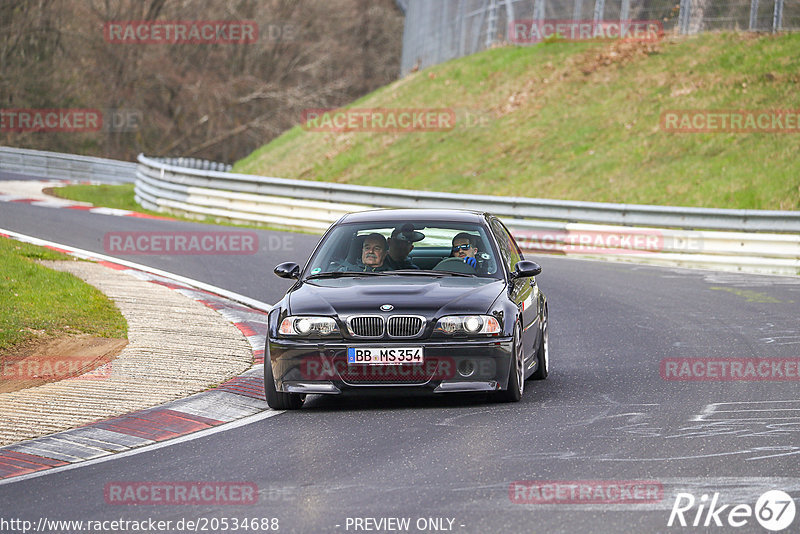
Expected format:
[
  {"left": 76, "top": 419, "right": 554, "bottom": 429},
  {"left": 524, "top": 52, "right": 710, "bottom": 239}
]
[{"left": 489, "top": 217, "right": 539, "bottom": 366}]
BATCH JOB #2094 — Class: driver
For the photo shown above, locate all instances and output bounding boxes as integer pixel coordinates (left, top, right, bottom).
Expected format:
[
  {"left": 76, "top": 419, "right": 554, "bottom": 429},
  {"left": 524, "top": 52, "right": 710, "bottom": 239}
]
[{"left": 451, "top": 232, "right": 478, "bottom": 269}]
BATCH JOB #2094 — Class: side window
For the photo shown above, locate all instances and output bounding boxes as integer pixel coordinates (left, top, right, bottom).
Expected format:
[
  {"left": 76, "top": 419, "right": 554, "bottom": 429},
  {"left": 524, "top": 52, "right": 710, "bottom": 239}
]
[
  {"left": 490, "top": 218, "right": 522, "bottom": 273},
  {"left": 504, "top": 222, "right": 525, "bottom": 262}
]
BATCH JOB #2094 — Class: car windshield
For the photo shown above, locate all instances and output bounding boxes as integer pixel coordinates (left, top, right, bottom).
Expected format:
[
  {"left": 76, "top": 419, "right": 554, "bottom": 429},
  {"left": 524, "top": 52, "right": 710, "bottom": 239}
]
[{"left": 304, "top": 221, "right": 502, "bottom": 279}]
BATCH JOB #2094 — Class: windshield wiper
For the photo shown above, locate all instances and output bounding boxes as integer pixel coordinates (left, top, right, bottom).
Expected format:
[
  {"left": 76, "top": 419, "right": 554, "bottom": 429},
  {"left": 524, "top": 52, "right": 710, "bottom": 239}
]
[
  {"left": 306, "top": 270, "right": 481, "bottom": 280},
  {"left": 385, "top": 270, "right": 479, "bottom": 278},
  {"left": 382, "top": 270, "right": 445, "bottom": 276},
  {"left": 305, "top": 271, "right": 390, "bottom": 280}
]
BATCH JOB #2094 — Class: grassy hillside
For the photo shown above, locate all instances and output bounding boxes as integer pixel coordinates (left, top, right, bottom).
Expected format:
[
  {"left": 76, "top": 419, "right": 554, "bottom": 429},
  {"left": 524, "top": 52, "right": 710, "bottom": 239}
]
[{"left": 234, "top": 32, "right": 800, "bottom": 210}]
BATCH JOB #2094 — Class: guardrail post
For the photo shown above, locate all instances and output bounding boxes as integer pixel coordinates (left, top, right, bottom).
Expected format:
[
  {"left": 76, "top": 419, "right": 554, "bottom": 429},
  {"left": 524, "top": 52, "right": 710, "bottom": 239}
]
[
  {"left": 593, "top": 0, "right": 606, "bottom": 24},
  {"left": 620, "top": 0, "right": 630, "bottom": 23},
  {"left": 678, "top": 0, "right": 692, "bottom": 34},
  {"left": 485, "top": 0, "right": 498, "bottom": 49},
  {"left": 573, "top": 0, "right": 583, "bottom": 20},
  {"left": 749, "top": 0, "right": 759, "bottom": 30},
  {"left": 773, "top": 0, "right": 783, "bottom": 32},
  {"left": 534, "top": 0, "right": 546, "bottom": 22}
]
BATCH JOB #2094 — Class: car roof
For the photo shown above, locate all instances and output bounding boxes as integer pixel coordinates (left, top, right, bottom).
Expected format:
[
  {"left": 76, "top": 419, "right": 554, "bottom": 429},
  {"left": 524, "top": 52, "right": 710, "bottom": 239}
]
[{"left": 337, "top": 209, "right": 490, "bottom": 225}]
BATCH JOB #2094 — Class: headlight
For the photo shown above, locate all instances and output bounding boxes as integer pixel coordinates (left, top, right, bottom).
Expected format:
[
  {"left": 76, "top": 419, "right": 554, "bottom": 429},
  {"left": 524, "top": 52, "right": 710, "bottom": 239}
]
[
  {"left": 463, "top": 316, "right": 483, "bottom": 333},
  {"left": 279, "top": 316, "right": 339, "bottom": 337},
  {"left": 440, "top": 316, "right": 461, "bottom": 334},
  {"left": 434, "top": 315, "right": 501, "bottom": 335}
]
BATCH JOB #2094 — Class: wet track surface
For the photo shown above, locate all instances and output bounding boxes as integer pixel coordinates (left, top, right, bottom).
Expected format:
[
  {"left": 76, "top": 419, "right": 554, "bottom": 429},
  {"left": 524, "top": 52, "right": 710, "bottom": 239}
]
[{"left": 2, "top": 188, "right": 800, "bottom": 533}]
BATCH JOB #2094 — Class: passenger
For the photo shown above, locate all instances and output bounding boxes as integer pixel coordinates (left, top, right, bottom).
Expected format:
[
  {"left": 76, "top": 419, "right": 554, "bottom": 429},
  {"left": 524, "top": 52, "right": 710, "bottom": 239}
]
[
  {"left": 347, "top": 233, "right": 391, "bottom": 272},
  {"left": 385, "top": 224, "right": 424, "bottom": 270}
]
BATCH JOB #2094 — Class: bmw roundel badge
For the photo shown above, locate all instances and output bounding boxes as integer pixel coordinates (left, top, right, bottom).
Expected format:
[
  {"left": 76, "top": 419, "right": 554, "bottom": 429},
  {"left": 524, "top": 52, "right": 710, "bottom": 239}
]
[{"left": 380, "top": 304, "right": 394, "bottom": 311}]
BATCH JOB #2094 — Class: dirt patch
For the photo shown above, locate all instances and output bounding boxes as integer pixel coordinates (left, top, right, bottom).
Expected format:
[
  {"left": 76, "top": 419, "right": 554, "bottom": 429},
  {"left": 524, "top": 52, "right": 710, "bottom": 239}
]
[
  {"left": 576, "top": 39, "right": 662, "bottom": 76},
  {"left": 493, "top": 40, "right": 664, "bottom": 117},
  {"left": 0, "top": 335, "right": 127, "bottom": 394}
]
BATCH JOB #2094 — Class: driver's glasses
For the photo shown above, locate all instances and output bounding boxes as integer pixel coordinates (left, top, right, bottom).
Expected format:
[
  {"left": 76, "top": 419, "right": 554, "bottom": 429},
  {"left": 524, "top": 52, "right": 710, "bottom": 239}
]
[{"left": 452, "top": 244, "right": 472, "bottom": 251}]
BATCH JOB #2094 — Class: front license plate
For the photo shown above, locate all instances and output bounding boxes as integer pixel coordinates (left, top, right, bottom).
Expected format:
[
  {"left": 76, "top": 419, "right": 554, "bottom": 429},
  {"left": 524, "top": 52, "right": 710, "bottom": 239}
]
[{"left": 347, "top": 347, "right": 424, "bottom": 365}]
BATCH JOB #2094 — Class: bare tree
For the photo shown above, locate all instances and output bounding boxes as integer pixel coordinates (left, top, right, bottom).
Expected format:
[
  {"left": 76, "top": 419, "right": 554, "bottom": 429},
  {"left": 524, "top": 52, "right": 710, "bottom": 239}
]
[{"left": 0, "top": 0, "right": 404, "bottom": 162}]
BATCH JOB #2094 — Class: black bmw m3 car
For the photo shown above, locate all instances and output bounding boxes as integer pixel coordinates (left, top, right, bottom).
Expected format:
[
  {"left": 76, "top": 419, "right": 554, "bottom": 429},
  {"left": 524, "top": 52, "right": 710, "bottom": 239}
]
[{"left": 265, "top": 209, "right": 549, "bottom": 409}]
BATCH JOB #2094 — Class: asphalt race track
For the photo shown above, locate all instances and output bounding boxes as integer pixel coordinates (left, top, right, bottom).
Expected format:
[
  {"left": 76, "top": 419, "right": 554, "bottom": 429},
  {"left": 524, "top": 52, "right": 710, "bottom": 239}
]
[{"left": 2, "top": 179, "right": 800, "bottom": 533}]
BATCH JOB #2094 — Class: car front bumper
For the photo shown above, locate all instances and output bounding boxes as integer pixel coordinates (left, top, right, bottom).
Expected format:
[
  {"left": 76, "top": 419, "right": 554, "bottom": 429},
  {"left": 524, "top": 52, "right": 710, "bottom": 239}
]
[{"left": 268, "top": 337, "right": 514, "bottom": 394}]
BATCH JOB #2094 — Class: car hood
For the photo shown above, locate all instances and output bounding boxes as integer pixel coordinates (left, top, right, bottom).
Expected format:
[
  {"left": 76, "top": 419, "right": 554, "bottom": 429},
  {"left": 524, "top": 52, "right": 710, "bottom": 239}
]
[{"left": 288, "top": 275, "right": 505, "bottom": 318}]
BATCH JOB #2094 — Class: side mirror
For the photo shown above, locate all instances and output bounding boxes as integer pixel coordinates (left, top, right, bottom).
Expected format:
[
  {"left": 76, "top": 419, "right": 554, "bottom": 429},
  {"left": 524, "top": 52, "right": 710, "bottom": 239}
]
[
  {"left": 510, "top": 260, "right": 542, "bottom": 279},
  {"left": 274, "top": 262, "right": 300, "bottom": 279}
]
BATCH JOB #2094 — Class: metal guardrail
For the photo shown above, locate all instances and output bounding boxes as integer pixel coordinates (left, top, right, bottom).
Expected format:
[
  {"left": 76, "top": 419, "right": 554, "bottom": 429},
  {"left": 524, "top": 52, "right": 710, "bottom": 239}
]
[
  {"left": 0, "top": 146, "right": 136, "bottom": 183},
  {"left": 136, "top": 153, "right": 799, "bottom": 275},
  {"left": 136, "top": 154, "right": 800, "bottom": 233},
  {"left": 0, "top": 148, "right": 796, "bottom": 275},
  {"left": 147, "top": 157, "right": 232, "bottom": 173}
]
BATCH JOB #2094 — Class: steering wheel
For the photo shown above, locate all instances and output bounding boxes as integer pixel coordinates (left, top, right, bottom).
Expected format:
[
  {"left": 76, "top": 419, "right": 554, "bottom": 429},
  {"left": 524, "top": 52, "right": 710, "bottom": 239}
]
[{"left": 433, "top": 257, "right": 477, "bottom": 273}]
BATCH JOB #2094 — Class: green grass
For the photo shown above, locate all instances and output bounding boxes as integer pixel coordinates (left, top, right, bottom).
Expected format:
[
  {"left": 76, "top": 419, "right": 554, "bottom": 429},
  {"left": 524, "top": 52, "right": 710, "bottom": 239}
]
[
  {"left": 56, "top": 184, "right": 142, "bottom": 211},
  {"left": 50, "top": 184, "right": 161, "bottom": 214},
  {"left": 233, "top": 32, "right": 800, "bottom": 210},
  {"left": 0, "top": 238, "right": 127, "bottom": 352}
]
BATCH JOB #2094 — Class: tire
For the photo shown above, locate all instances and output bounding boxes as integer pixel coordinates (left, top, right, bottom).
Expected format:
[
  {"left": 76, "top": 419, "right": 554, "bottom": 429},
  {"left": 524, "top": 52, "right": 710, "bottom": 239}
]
[
  {"left": 530, "top": 306, "right": 549, "bottom": 380},
  {"left": 497, "top": 322, "right": 524, "bottom": 402},
  {"left": 264, "top": 348, "right": 305, "bottom": 410}
]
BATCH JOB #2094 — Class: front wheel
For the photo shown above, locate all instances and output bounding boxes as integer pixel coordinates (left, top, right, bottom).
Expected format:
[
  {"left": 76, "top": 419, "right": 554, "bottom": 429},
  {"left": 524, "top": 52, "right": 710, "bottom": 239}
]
[
  {"left": 497, "top": 322, "right": 524, "bottom": 402},
  {"left": 530, "top": 306, "right": 549, "bottom": 380},
  {"left": 264, "top": 351, "right": 305, "bottom": 410}
]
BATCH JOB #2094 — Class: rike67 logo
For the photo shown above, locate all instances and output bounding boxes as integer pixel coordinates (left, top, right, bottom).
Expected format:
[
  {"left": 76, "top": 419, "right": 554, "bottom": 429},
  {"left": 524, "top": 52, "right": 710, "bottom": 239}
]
[{"left": 668, "top": 490, "right": 796, "bottom": 531}]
